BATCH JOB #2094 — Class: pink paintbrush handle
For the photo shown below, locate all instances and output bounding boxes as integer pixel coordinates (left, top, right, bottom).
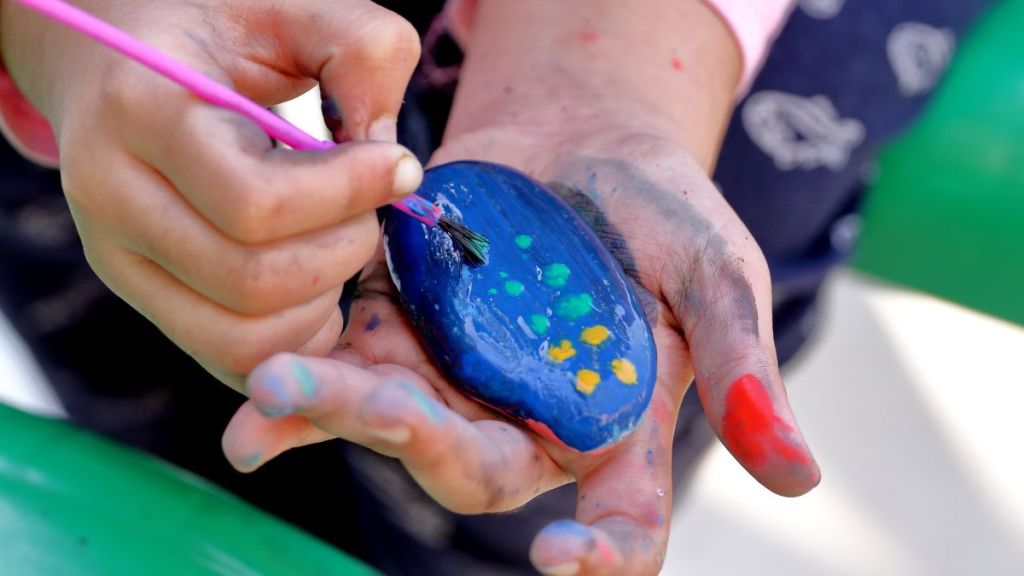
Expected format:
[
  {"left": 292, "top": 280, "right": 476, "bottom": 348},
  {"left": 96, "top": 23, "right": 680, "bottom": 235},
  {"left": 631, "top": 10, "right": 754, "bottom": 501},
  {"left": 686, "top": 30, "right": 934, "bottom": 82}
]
[{"left": 11, "top": 0, "right": 441, "bottom": 226}]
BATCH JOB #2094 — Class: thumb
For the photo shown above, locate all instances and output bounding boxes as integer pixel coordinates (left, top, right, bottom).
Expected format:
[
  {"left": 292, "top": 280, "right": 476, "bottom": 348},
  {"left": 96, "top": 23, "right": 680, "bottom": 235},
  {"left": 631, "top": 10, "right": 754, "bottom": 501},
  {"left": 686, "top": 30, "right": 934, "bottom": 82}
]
[
  {"left": 274, "top": 0, "right": 421, "bottom": 142},
  {"left": 668, "top": 234, "right": 821, "bottom": 496}
]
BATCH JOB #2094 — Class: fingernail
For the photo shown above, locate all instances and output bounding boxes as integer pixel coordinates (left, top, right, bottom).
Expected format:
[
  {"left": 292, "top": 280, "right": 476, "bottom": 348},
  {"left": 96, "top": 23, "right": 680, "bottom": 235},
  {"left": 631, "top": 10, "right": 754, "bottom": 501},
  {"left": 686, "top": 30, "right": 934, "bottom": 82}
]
[
  {"left": 254, "top": 374, "right": 295, "bottom": 418},
  {"left": 235, "top": 452, "right": 264, "bottom": 473},
  {"left": 534, "top": 520, "right": 595, "bottom": 573},
  {"left": 392, "top": 154, "right": 423, "bottom": 198},
  {"left": 258, "top": 405, "right": 295, "bottom": 419},
  {"left": 368, "top": 117, "right": 397, "bottom": 142},
  {"left": 367, "top": 425, "right": 412, "bottom": 444},
  {"left": 539, "top": 562, "right": 579, "bottom": 576}
]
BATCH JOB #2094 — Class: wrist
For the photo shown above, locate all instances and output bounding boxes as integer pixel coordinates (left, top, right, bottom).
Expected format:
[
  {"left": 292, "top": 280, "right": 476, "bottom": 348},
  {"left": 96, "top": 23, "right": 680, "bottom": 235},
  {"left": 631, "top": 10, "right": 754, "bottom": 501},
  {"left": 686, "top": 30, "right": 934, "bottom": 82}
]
[{"left": 443, "top": 0, "right": 740, "bottom": 169}]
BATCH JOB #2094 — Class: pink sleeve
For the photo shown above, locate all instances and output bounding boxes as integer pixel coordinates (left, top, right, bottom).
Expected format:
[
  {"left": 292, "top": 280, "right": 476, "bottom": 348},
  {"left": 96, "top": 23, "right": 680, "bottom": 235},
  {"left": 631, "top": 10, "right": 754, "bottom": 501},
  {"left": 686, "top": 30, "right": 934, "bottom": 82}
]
[
  {"left": 701, "top": 0, "right": 795, "bottom": 95},
  {"left": 0, "top": 63, "right": 60, "bottom": 167}
]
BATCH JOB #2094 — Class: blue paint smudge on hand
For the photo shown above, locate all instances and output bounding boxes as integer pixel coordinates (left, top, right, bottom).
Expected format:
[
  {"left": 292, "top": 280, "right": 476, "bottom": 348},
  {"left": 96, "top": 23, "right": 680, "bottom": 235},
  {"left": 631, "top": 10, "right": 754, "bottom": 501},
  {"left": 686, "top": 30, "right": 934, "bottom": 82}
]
[{"left": 365, "top": 312, "right": 382, "bottom": 332}]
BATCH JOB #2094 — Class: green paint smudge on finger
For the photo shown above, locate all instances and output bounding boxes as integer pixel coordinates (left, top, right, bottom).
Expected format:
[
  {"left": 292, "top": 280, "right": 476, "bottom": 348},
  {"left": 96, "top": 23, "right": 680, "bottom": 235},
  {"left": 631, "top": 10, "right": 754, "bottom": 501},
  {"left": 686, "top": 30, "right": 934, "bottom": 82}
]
[
  {"left": 396, "top": 381, "right": 444, "bottom": 423},
  {"left": 291, "top": 360, "right": 319, "bottom": 399},
  {"left": 239, "top": 452, "right": 263, "bottom": 471}
]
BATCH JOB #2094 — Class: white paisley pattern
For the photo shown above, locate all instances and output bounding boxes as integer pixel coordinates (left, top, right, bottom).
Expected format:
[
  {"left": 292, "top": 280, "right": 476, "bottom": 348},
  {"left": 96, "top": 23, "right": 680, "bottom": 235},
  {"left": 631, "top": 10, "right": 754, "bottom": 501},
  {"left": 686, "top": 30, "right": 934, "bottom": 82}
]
[
  {"left": 798, "top": 0, "right": 846, "bottom": 19},
  {"left": 887, "top": 22, "right": 957, "bottom": 97},
  {"left": 742, "top": 91, "right": 866, "bottom": 171}
]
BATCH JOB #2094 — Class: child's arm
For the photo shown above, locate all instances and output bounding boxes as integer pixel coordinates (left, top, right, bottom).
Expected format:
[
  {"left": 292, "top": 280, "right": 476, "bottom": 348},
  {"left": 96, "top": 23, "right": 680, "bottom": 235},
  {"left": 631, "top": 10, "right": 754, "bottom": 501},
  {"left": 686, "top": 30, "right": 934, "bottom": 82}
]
[
  {"left": 0, "top": 0, "right": 425, "bottom": 392},
  {"left": 436, "top": 2, "right": 818, "bottom": 571},
  {"left": 221, "top": 3, "right": 818, "bottom": 576}
]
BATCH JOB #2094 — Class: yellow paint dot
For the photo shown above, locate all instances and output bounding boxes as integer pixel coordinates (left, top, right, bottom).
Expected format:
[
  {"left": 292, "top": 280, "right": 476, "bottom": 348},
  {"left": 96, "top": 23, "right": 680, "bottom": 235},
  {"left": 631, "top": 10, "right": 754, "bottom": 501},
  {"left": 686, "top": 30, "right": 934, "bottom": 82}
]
[
  {"left": 547, "top": 340, "right": 577, "bottom": 363},
  {"left": 580, "top": 325, "right": 611, "bottom": 346},
  {"left": 611, "top": 359, "right": 638, "bottom": 385},
  {"left": 576, "top": 369, "right": 601, "bottom": 396}
]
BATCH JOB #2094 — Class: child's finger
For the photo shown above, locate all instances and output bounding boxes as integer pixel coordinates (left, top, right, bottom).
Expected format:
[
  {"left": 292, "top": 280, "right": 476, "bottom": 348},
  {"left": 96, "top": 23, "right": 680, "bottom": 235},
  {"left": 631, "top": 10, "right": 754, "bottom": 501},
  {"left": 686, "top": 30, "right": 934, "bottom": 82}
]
[
  {"left": 529, "top": 397, "right": 676, "bottom": 576},
  {"left": 89, "top": 243, "right": 345, "bottom": 385},
  {"left": 230, "top": 353, "right": 572, "bottom": 513},
  {"left": 274, "top": 0, "right": 422, "bottom": 142},
  {"left": 82, "top": 150, "right": 379, "bottom": 315},
  {"left": 133, "top": 104, "right": 421, "bottom": 244},
  {"left": 666, "top": 220, "right": 821, "bottom": 496},
  {"left": 221, "top": 403, "right": 334, "bottom": 472}
]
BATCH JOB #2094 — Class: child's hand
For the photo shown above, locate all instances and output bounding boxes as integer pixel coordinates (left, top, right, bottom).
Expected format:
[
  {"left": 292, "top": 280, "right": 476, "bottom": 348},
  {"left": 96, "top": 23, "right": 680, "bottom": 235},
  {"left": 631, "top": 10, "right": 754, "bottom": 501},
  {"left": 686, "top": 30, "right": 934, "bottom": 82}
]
[
  {"left": 221, "top": 124, "right": 820, "bottom": 576},
  {"left": 1, "top": 0, "right": 424, "bottom": 389}
]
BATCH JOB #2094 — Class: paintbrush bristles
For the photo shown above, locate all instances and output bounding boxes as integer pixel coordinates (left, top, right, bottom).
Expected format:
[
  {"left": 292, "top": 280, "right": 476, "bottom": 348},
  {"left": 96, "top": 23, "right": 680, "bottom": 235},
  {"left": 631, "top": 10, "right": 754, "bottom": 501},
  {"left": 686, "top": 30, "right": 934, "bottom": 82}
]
[{"left": 438, "top": 217, "right": 490, "bottom": 266}]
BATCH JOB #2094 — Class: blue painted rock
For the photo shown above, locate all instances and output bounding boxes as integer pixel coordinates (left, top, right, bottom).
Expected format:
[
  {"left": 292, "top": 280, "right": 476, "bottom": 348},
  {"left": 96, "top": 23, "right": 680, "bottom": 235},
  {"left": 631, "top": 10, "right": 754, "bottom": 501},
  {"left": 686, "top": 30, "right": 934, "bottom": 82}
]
[{"left": 383, "top": 161, "right": 656, "bottom": 452}]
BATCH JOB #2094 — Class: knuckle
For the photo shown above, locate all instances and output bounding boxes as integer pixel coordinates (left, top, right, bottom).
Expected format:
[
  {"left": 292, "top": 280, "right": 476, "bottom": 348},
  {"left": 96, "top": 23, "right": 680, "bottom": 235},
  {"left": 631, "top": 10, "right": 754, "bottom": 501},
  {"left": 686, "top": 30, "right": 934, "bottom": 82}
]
[
  {"left": 101, "top": 63, "right": 158, "bottom": 120},
  {"left": 351, "top": 12, "right": 421, "bottom": 66},
  {"left": 217, "top": 181, "right": 285, "bottom": 243},
  {"left": 57, "top": 149, "right": 106, "bottom": 213},
  {"left": 224, "top": 248, "right": 282, "bottom": 312},
  {"left": 350, "top": 216, "right": 383, "bottom": 261},
  {"left": 214, "top": 323, "right": 282, "bottom": 376}
]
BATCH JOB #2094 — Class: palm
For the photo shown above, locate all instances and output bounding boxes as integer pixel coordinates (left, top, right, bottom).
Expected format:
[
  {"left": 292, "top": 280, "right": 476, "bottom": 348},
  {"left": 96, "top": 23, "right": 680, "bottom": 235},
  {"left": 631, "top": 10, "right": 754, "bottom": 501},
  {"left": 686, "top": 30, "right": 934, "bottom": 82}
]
[
  {"left": 223, "top": 128, "right": 818, "bottom": 576},
  {"left": 342, "top": 129, "right": 702, "bottom": 459}
]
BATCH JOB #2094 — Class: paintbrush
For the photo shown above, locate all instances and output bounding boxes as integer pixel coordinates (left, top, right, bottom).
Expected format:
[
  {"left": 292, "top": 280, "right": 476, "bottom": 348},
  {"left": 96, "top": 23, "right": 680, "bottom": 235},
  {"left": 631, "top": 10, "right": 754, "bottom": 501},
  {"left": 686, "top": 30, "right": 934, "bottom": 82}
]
[{"left": 11, "top": 0, "right": 490, "bottom": 265}]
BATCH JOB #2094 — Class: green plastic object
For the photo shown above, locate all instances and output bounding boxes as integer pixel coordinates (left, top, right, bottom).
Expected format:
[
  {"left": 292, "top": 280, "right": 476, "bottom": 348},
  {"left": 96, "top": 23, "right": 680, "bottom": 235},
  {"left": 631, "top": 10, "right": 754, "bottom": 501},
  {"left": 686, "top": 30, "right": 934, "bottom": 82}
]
[
  {"left": 0, "top": 403, "right": 377, "bottom": 576},
  {"left": 853, "top": 0, "right": 1024, "bottom": 326}
]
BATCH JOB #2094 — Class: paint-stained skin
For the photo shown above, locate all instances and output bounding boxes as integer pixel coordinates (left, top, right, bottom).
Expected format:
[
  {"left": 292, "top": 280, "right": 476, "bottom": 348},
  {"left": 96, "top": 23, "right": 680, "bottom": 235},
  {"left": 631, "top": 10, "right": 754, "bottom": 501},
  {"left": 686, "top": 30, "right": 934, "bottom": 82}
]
[
  {"left": 550, "top": 160, "right": 759, "bottom": 343},
  {"left": 319, "top": 94, "right": 348, "bottom": 143},
  {"left": 577, "top": 28, "right": 600, "bottom": 45},
  {"left": 548, "top": 159, "right": 814, "bottom": 487},
  {"left": 256, "top": 374, "right": 295, "bottom": 418},
  {"left": 291, "top": 359, "right": 319, "bottom": 399},
  {"left": 393, "top": 380, "right": 446, "bottom": 424},
  {"left": 722, "top": 374, "right": 811, "bottom": 470},
  {"left": 364, "top": 312, "right": 382, "bottom": 332},
  {"left": 238, "top": 452, "right": 263, "bottom": 471}
]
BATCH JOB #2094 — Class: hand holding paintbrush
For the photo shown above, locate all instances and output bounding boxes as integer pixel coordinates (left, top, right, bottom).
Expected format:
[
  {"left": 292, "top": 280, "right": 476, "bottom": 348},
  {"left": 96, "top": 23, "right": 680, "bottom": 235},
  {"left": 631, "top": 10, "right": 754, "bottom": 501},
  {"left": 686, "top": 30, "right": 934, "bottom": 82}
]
[
  {"left": 9, "top": 0, "right": 488, "bottom": 261},
  {"left": 1, "top": 0, "right": 485, "bottom": 390}
]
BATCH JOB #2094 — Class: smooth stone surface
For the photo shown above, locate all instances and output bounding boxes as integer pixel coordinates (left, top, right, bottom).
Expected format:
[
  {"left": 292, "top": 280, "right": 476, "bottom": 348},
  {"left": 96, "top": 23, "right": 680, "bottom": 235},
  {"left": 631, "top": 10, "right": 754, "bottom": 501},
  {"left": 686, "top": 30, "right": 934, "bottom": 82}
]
[{"left": 384, "top": 161, "right": 656, "bottom": 452}]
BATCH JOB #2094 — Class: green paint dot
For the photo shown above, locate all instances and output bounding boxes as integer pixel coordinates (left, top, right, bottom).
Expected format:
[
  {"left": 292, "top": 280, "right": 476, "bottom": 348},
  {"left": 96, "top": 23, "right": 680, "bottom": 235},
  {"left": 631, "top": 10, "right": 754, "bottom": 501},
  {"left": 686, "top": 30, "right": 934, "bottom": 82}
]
[
  {"left": 529, "top": 314, "right": 550, "bottom": 335},
  {"left": 504, "top": 281, "right": 525, "bottom": 296},
  {"left": 290, "top": 360, "right": 319, "bottom": 399},
  {"left": 515, "top": 235, "right": 533, "bottom": 249},
  {"left": 488, "top": 288, "right": 498, "bottom": 295},
  {"left": 499, "top": 271, "right": 509, "bottom": 279},
  {"left": 556, "top": 293, "right": 593, "bottom": 320},
  {"left": 543, "top": 263, "right": 570, "bottom": 288}
]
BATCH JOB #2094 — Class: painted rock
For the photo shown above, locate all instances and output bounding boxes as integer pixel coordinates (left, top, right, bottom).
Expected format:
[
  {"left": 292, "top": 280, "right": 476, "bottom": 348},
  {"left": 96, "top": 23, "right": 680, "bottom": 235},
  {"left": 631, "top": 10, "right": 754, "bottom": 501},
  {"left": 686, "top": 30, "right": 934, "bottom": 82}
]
[{"left": 383, "top": 161, "right": 656, "bottom": 452}]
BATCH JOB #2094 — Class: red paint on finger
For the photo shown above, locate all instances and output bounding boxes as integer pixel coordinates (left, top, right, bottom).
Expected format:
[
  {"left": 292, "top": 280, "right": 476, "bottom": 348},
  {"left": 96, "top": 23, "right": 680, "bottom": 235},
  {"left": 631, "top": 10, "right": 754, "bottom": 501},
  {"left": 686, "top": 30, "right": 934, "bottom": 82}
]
[
  {"left": 722, "top": 374, "right": 810, "bottom": 469},
  {"left": 594, "top": 536, "right": 616, "bottom": 565}
]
